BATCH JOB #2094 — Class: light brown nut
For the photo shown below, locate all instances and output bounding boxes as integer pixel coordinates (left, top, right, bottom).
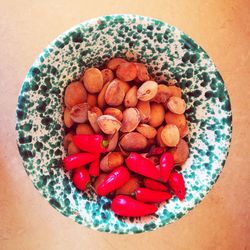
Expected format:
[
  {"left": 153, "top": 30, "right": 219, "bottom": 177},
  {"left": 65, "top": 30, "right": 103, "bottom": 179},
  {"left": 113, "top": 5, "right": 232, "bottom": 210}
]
[
  {"left": 101, "top": 69, "right": 114, "bottom": 84},
  {"left": 68, "top": 142, "right": 81, "bottom": 155},
  {"left": 156, "top": 126, "right": 165, "bottom": 147},
  {"left": 124, "top": 86, "right": 138, "bottom": 108},
  {"left": 119, "top": 132, "right": 147, "bottom": 152},
  {"left": 90, "top": 106, "right": 103, "bottom": 117},
  {"left": 100, "top": 152, "right": 124, "bottom": 172},
  {"left": 86, "top": 94, "right": 97, "bottom": 107},
  {"left": 76, "top": 124, "right": 94, "bottom": 135},
  {"left": 169, "top": 139, "right": 189, "bottom": 165},
  {"left": 116, "top": 62, "right": 137, "bottom": 81},
  {"left": 153, "top": 84, "right": 172, "bottom": 103},
  {"left": 168, "top": 85, "right": 182, "bottom": 97},
  {"left": 97, "top": 81, "right": 110, "bottom": 109},
  {"left": 167, "top": 96, "right": 186, "bottom": 114},
  {"left": 70, "top": 103, "right": 90, "bottom": 123},
  {"left": 137, "top": 80, "right": 158, "bottom": 101},
  {"left": 148, "top": 103, "right": 165, "bottom": 127},
  {"left": 107, "top": 58, "right": 127, "bottom": 71},
  {"left": 121, "top": 108, "right": 141, "bottom": 133},
  {"left": 97, "top": 115, "right": 121, "bottom": 134},
  {"left": 104, "top": 108, "right": 123, "bottom": 121},
  {"left": 180, "top": 122, "right": 189, "bottom": 138},
  {"left": 165, "top": 111, "right": 186, "bottom": 131},
  {"left": 63, "top": 132, "right": 74, "bottom": 149},
  {"left": 94, "top": 173, "right": 108, "bottom": 190},
  {"left": 136, "top": 124, "right": 157, "bottom": 139},
  {"left": 64, "top": 81, "right": 87, "bottom": 108},
  {"left": 118, "top": 79, "right": 130, "bottom": 94},
  {"left": 106, "top": 130, "right": 119, "bottom": 152},
  {"left": 105, "top": 79, "right": 125, "bottom": 106},
  {"left": 83, "top": 68, "right": 104, "bottom": 93},
  {"left": 64, "top": 108, "right": 73, "bottom": 128},
  {"left": 161, "top": 124, "right": 180, "bottom": 147},
  {"left": 116, "top": 177, "right": 140, "bottom": 195},
  {"left": 88, "top": 111, "right": 101, "bottom": 133},
  {"left": 135, "top": 63, "right": 150, "bottom": 82},
  {"left": 136, "top": 101, "right": 151, "bottom": 123}
]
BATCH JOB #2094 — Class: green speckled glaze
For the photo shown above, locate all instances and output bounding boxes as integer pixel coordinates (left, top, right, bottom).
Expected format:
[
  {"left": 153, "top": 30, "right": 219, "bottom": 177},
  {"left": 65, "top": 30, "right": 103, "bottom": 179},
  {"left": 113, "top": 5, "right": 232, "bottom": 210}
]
[{"left": 16, "top": 14, "right": 232, "bottom": 234}]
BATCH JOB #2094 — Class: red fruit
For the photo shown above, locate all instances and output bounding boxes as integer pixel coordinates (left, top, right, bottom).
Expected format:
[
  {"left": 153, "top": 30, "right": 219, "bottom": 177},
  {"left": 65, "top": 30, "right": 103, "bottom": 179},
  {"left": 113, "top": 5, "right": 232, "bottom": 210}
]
[
  {"left": 168, "top": 171, "right": 186, "bottom": 201},
  {"left": 72, "top": 168, "right": 90, "bottom": 191}
]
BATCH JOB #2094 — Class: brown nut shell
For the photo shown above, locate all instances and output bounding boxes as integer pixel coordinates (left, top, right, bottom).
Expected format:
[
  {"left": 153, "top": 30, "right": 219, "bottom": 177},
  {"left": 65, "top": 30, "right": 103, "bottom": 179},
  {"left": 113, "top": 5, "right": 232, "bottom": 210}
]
[
  {"left": 120, "top": 108, "right": 141, "bottom": 133},
  {"left": 124, "top": 86, "right": 138, "bottom": 108},
  {"left": 101, "top": 69, "right": 114, "bottom": 84},
  {"left": 119, "top": 132, "right": 147, "bottom": 152},
  {"left": 148, "top": 103, "right": 165, "bottom": 127},
  {"left": 100, "top": 152, "right": 124, "bottom": 172},
  {"left": 136, "top": 101, "right": 151, "bottom": 123},
  {"left": 161, "top": 124, "right": 180, "bottom": 147},
  {"left": 104, "top": 108, "right": 123, "bottom": 121},
  {"left": 136, "top": 124, "right": 157, "bottom": 139},
  {"left": 169, "top": 139, "right": 189, "bottom": 165},
  {"left": 105, "top": 79, "right": 125, "bottom": 106},
  {"left": 70, "top": 103, "right": 90, "bottom": 123},
  {"left": 167, "top": 96, "right": 186, "bottom": 114},
  {"left": 64, "top": 81, "right": 87, "bottom": 108},
  {"left": 137, "top": 81, "right": 158, "bottom": 101},
  {"left": 97, "top": 115, "right": 121, "bottom": 134},
  {"left": 76, "top": 124, "right": 94, "bottom": 135},
  {"left": 83, "top": 68, "right": 103, "bottom": 93},
  {"left": 64, "top": 108, "right": 74, "bottom": 128}
]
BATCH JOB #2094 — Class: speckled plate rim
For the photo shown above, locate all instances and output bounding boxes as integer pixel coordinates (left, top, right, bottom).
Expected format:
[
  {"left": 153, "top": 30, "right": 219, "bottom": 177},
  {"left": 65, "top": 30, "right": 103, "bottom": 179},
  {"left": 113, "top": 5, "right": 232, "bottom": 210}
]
[{"left": 16, "top": 14, "right": 232, "bottom": 234}]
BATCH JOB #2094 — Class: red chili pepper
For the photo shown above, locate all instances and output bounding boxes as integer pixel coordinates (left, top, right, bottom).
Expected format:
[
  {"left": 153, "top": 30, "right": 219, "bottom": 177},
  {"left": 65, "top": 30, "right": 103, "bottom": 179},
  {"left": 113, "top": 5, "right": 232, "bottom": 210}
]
[
  {"left": 135, "top": 188, "right": 172, "bottom": 203},
  {"left": 111, "top": 195, "right": 158, "bottom": 217},
  {"left": 168, "top": 171, "right": 186, "bottom": 201},
  {"left": 143, "top": 178, "right": 168, "bottom": 191},
  {"left": 160, "top": 152, "right": 174, "bottom": 182},
  {"left": 89, "top": 158, "right": 100, "bottom": 177},
  {"left": 126, "top": 153, "right": 160, "bottom": 180},
  {"left": 63, "top": 153, "right": 99, "bottom": 170},
  {"left": 96, "top": 166, "right": 130, "bottom": 196},
  {"left": 72, "top": 167, "right": 90, "bottom": 191},
  {"left": 73, "top": 134, "right": 108, "bottom": 153}
]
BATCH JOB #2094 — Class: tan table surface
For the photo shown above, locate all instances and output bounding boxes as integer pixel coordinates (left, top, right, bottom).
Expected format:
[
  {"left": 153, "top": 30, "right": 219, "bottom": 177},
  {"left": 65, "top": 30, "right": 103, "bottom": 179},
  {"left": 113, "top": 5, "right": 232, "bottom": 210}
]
[{"left": 0, "top": 1, "right": 249, "bottom": 249}]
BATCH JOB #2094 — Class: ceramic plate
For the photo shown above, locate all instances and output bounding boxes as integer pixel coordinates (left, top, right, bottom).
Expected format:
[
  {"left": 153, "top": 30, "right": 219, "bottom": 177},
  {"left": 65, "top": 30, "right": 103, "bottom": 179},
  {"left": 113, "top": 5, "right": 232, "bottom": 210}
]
[{"left": 16, "top": 14, "right": 232, "bottom": 234}]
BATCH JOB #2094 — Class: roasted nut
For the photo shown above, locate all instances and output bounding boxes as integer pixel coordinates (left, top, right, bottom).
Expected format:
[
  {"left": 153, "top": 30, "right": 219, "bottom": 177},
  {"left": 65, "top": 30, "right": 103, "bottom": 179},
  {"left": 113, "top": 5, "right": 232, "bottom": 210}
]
[
  {"left": 119, "top": 132, "right": 147, "bottom": 151},
  {"left": 105, "top": 79, "right": 125, "bottom": 106},
  {"left": 100, "top": 152, "right": 124, "bottom": 172},
  {"left": 83, "top": 68, "right": 104, "bottom": 93},
  {"left": 136, "top": 124, "right": 157, "bottom": 139},
  {"left": 137, "top": 81, "right": 158, "bottom": 101},
  {"left": 180, "top": 123, "right": 189, "bottom": 138},
  {"left": 107, "top": 58, "right": 127, "bottom": 71},
  {"left": 104, "top": 108, "right": 123, "bottom": 121},
  {"left": 101, "top": 69, "right": 114, "bottom": 84},
  {"left": 118, "top": 80, "right": 130, "bottom": 94},
  {"left": 68, "top": 142, "right": 81, "bottom": 155},
  {"left": 97, "top": 81, "right": 110, "bottom": 109},
  {"left": 116, "top": 177, "right": 139, "bottom": 195},
  {"left": 90, "top": 106, "right": 103, "bottom": 117},
  {"left": 153, "top": 84, "right": 172, "bottom": 103},
  {"left": 161, "top": 124, "right": 180, "bottom": 147},
  {"left": 86, "top": 94, "right": 97, "bottom": 107},
  {"left": 97, "top": 115, "right": 121, "bottom": 134},
  {"left": 76, "top": 124, "right": 94, "bottom": 135},
  {"left": 124, "top": 86, "right": 138, "bottom": 108},
  {"left": 156, "top": 125, "right": 165, "bottom": 147},
  {"left": 116, "top": 62, "right": 137, "bottom": 81},
  {"left": 63, "top": 132, "right": 73, "bottom": 149},
  {"left": 136, "top": 101, "right": 151, "bottom": 123},
  {"left": 70, "top": 103, "right": 90, "bottom": 123},
  {"left": 168, "top": 85, "right": 182, "bottom": 97},
  {"left": 165, "top": 111, "right": 186, "bottom": 131},
  {"left": 64, "top": 108, "right": 73, "bottom": 128},
  {"left": 169, "top": 139, "right": 189, "bottom": 165},
  {"left": 135, "top": 63, "right": 150, "bottom": 82},
  {"left": 106, "top": 130, "right": 119, "bottom": 152},
  {"left": 148, "top": 103, "right": 165, "bottom": 127},
  {"left": 88, "top": 111, "right": 100, "bottom": 133},
  {"left": 121, "top": 108, "right": 141, "bottom": 133},
  {"left": 167, "top": 96, "right": 186, "bottom": 114},
  {"left": 64, "top": 81, "right": 87, "bottom": 108}
]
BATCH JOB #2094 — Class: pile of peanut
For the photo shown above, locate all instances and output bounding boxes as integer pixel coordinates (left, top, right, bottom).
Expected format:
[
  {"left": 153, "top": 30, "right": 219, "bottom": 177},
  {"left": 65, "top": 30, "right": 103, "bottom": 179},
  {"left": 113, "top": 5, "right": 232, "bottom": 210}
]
[{"left": 63, "top": 58, "right": 189, "bottom": 170}]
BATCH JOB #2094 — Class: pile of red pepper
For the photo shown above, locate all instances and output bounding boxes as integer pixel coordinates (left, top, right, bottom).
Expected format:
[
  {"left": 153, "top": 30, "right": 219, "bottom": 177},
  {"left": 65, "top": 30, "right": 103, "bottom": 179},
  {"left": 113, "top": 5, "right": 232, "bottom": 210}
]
[{"left": 63, "top": 134, "right": 186, "bottom": 217}]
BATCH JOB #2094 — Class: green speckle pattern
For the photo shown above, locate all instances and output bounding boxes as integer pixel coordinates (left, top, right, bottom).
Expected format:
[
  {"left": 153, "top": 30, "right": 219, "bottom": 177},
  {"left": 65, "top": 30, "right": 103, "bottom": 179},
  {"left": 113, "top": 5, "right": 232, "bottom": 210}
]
[{"left": 16, "top": 14, "right": 232, "bottom": 234}]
